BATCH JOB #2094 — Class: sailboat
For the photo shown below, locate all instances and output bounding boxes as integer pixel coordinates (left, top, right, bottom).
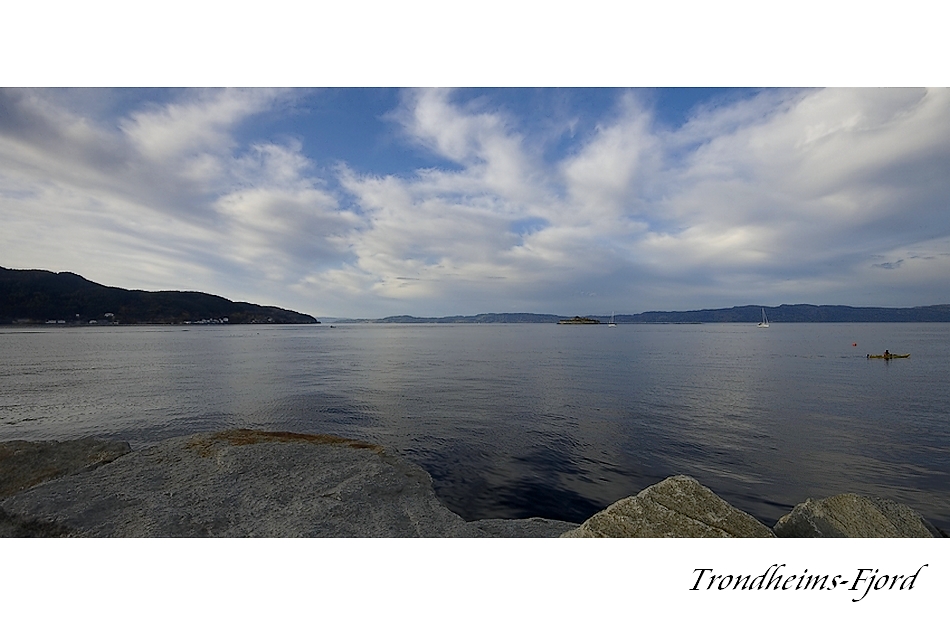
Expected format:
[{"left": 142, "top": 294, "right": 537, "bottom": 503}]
[
  {"left": 757, "top": 308, "right": 769, "bottom": 328},
  {"left": 608, "top": 312, "right": 616, "bottom": 327}
]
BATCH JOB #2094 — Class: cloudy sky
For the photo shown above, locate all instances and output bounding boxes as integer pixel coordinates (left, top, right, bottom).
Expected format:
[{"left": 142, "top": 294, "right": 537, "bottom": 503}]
[{"left": 2, "top": 86, "right": 949, "bottom": 319}]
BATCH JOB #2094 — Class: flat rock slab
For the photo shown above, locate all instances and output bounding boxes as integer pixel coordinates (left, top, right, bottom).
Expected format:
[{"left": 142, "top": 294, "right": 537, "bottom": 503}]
[
  {"left": 469, "top": 517, "right": 578, "bottom": 538},
  {"left": 562, "top": 475, "right": 775, "bottom": 537},
  {"left": 773, "top": 493, "right": 941, "bottom": 537},
  {"left": 0, "top": 438, "right": 131, "bottom": 499},
  {"left": 2, "top": 430, "right": 488, "bottom": 537}
]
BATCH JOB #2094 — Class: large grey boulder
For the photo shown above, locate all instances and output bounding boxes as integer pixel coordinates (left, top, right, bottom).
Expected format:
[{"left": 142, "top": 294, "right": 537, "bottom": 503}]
[
  {"left": 0, "top": 438, "right": 131, "bottom": 499},
  {"left": 1, "top": 429, "right": 484, "bottom": 537},
  {"left": 561, "top": 475, "right": 774, "bottom": 537},
  {"left": 773, "top": 493, "right": 941, "bottom": 537}
]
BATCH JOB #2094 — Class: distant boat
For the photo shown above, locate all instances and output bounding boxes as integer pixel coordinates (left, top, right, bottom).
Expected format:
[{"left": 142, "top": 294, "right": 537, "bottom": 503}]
[
  {"left": 757, "top": 308, "right": 769, "bottom": 328},
  {"left": 608, "top": 312, "right": 616, "bottom": 327},
  {"left": 867, "top": 352, "right": 910, "bottom": 359}
]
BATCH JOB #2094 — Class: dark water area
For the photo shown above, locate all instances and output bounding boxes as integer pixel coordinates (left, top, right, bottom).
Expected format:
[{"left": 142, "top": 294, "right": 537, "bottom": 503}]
[{"left": 2, "top": 323, "right": 948, "bottom": 530}]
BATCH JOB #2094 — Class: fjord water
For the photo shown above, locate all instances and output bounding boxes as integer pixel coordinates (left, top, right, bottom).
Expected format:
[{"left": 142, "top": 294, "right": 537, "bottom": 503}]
[{"left": 2, "top": 323, "right": 948, "bottom": 530}]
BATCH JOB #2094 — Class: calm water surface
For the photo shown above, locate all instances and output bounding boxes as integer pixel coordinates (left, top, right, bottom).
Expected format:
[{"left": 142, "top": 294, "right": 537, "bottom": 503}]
[{"left": 2, "top": 323, "right": 948, "bottom": 529}]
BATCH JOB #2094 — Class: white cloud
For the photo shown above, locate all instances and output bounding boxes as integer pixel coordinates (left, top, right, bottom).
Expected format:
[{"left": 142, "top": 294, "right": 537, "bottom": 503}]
[
  {"left": 560, "top": 94, "right": 658, "bottom": 225},
  {"left": 0, "top": 89, "right": 358, "bottom": 302},
  {"left": 619, "top": 88, "right": 950, "bottom": 307},
  {"left": 395, "top": 89, "right": 546, "bottom": 202},
  {"left": 119, "top": 89, "right": 278, "bottom": 162}
]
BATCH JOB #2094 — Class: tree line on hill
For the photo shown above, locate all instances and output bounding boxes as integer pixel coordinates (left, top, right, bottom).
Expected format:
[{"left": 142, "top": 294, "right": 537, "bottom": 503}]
[{"left": 0, "top": 267, "right": 318, "bottom": 325}]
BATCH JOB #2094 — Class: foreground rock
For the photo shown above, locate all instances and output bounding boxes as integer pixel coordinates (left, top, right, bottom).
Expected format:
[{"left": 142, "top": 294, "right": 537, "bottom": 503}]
[
  {"left": 561, "top": 475, "right": 775, "bottom": 537},
  {"left": 1, "top": 430, "right": 577, "bottom": 538},
  {"left": 0, "top": 438, "right": 131, "bottom": 499},
  {"left": 4, "top": 432, "right": 941, "bottom": 538},
  {"left": 469, "top": 517, "right": 578, "bottom": 538},
  {"left": 2, "top": 430, "right": 474, "bottom": 537},
  {"left": 773, "top": 493, "right": 942, "bottom": 537}
]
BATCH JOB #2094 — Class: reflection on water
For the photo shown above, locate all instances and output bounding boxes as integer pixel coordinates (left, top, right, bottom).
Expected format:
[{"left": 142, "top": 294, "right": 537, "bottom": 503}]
[{"left": 2, "top": 323, "right": 948, "bottom": 529}]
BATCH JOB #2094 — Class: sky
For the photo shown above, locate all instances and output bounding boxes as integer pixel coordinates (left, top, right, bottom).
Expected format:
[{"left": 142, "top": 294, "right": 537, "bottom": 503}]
[
  {"left": 2, "top": 2, "right": 948, "bottom": 320},
  {"left": 2, "top": 86, "right": 949, "bottom": 319}
]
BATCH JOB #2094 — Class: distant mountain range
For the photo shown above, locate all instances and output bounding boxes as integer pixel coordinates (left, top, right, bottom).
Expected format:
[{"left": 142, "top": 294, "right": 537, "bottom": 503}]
[
  {"left": 348, "top": 313, "right": 565, "bottom": 324},
  {"left": 5, "top": 265, "right": 948, "bottom": 325},
  {"left": 335, "top": 304, "right": 950, "bottom": 324},
  {"left": 0, "top": 267, "right": 318, "bottom": 325}
]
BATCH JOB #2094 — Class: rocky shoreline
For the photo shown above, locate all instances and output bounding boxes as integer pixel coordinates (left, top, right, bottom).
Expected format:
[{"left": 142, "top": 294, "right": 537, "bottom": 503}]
[{"left": 1, "top": 429, "right": 943, "bottom": 538}]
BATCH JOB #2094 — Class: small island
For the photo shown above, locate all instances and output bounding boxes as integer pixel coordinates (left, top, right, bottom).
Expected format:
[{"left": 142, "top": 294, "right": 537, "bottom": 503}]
[{"left": 557, "top": 316, "right": 601, "bottom": 325}]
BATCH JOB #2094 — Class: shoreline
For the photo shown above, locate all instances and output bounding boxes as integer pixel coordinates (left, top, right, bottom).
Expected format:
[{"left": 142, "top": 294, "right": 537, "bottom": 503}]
[{"left": 1, "top": 429, "right": 944, "bottom": 538}]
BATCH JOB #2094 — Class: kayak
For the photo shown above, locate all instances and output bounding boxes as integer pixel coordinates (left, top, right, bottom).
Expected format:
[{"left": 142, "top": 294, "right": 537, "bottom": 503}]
[{"left": 867, "top": 353, "right": 910, "bottom": 359}]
